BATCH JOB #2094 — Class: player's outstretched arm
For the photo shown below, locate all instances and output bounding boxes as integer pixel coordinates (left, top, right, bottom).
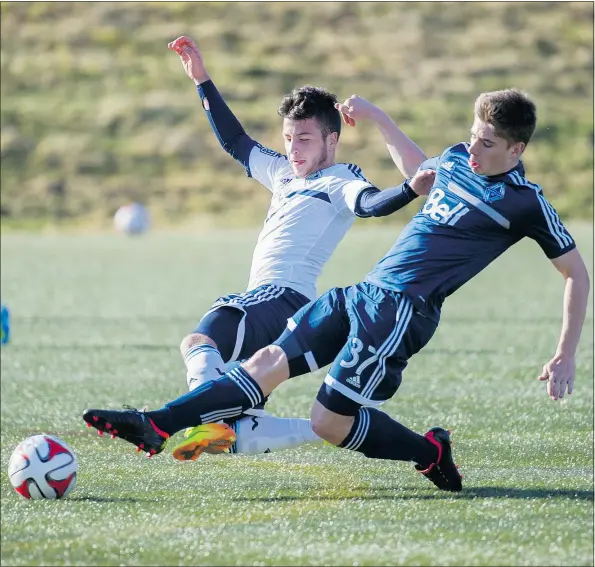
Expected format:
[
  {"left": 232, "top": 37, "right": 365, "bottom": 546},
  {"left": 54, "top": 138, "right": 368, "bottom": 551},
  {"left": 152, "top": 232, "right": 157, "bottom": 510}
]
[
  {"left": 538, "top": 248, "right": 590, "bottom": 400},
  {"left": 355, "top": 169, "right": 435, "bottom": 218},
  {"left": 335, "top": 95, "right": 427, "bottom": 179},
  {"left": 168, "top": 36, "right": 256, "bottom": 169}
]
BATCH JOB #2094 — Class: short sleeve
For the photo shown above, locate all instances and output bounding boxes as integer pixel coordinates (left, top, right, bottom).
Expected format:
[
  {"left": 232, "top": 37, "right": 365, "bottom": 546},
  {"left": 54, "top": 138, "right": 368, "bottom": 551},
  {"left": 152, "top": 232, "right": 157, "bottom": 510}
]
[
  {"left": 329, "top": 164, "right": 374, "bottom": 216},
  {"left": 418, "top": 156, "right": 439, "bottom": 172},
  {"left": 247, "top": 144, "right": 291, "bottom": 192},
  {"left": 523, "top": 191, "right": 576, "bottom": 259}
]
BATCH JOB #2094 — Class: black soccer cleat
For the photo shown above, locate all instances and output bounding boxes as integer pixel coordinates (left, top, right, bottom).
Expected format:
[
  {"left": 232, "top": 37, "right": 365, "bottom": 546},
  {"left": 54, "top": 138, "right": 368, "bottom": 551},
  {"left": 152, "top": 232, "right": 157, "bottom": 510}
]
[
  {"left": 83, "top": 407, "right": 169, "bottom": 457},
  {"left": 415, "top": 427, "right": 463, "bottom": 492}
]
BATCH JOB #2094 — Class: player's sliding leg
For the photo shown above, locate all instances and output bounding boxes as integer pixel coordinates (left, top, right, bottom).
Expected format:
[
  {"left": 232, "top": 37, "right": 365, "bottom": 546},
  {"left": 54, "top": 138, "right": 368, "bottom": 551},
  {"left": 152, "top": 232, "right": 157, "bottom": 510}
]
[
  {"left": 177, "top": 307, "right": 244, "bottom": 454},
  {"left": 83, "top": 288, "right": 347, "bottom": 458},
  {"left": 180, "top": 289, "right": 323, "bottom": 457},
  {"left": 310, "top": 398, "right": 462, "bottom": 492},
  {"left": 180, "top": 308, "right": 322, "bottom": 457},
  {"left": 180, "top": 303, "right": 276, "bottom": 455},
  {"left": 179, "top": 414, "right": 322, "bottom": 459},
  {"left": 201, "top": 290, "right": 352, "bottom": 458},
  {"left": 308, "top": 287, "right": 462, "bottom": 491},
  {"left": 229, "top": 414, "right": 321, "bottom": 454},
  {"left": 83, "top": 344, "right": 292, "bottom": 457},
  {"left": 170, "top": 337, "right": 326, "bottom": 460}
]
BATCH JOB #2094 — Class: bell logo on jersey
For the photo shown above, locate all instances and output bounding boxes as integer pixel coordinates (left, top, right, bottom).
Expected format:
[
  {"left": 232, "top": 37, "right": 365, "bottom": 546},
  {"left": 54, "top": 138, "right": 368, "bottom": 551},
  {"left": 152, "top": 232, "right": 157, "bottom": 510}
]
[{"left": 422, "top": 188, "right": 470, "bottom": 226}]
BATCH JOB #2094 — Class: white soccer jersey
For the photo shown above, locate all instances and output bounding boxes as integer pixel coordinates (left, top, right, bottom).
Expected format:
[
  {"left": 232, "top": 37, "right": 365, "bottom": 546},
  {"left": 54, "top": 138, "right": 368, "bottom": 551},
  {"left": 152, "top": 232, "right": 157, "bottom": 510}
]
[{"left": 245, "top": 144, "right": 373, "bottom": 300}]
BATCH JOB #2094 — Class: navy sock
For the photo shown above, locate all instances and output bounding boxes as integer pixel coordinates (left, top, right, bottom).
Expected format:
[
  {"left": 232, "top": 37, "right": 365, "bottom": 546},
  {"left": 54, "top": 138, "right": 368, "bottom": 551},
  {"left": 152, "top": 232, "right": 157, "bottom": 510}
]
[
  {"left": 146, "top": 367, "right": 264, "bottom": 435},
  {"left": 339, "top": 407, "right": 438, "bottom": 468}
]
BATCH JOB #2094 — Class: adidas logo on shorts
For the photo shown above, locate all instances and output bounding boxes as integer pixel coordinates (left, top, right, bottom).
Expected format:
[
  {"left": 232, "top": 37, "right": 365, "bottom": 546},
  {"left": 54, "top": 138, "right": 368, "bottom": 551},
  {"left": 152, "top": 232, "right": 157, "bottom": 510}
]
[{"left": 346, "top": 375, "right": 361, "bottom": 389}]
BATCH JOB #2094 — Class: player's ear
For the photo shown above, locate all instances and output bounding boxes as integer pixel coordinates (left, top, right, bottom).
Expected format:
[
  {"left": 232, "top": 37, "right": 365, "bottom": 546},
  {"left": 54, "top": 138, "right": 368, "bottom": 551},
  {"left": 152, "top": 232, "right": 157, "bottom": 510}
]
[
  {"left": 510, "top": 141, "right": 525, "bottom": 158},
  {"left": 327, "top": 131, "right": 339, "bottom": 148}
]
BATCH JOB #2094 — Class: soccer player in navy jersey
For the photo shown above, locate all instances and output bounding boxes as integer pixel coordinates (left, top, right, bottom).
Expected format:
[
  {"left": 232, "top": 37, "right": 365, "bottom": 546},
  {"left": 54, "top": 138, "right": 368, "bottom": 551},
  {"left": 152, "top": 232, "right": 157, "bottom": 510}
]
[
  {"left": 161, "top": 36, "right": 433, "bottom": 458},
  {"left": 84, "top": 88, "right": 590, "bottom": 492}
]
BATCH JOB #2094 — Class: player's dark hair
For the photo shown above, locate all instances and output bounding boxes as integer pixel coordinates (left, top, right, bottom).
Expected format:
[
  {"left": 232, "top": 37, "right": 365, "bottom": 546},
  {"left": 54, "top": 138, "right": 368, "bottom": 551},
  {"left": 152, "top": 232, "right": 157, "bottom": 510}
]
[
  {"left": 278, "top": 86, "right": 342, "bottom": 139},
  {"left": 474, "top": 89, "right": 537, "bottom": 147}
]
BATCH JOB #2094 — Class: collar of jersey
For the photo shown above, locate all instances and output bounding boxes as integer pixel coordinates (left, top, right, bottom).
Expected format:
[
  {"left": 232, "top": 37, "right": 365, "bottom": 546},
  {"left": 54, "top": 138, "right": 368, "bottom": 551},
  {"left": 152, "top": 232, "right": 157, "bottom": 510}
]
[
  {"left": 486, "top": 162, "right": 525, "bottom": 182},
  {"left": 303, "top": 163, "right": 338, "bottom": 180}
]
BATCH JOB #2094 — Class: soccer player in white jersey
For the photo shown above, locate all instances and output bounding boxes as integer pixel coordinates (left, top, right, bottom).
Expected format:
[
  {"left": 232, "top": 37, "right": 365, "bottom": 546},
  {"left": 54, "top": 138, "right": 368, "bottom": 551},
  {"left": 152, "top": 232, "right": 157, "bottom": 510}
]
[{"left": 166, "top": 36, "right": 435, "bottom": 459}]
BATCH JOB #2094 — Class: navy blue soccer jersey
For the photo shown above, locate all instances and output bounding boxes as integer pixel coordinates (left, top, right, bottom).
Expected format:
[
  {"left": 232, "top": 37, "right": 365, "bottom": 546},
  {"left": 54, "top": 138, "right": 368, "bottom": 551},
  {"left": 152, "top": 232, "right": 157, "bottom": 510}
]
[{"left": 365, "top": 142, "right": 576, "bottom": 319}]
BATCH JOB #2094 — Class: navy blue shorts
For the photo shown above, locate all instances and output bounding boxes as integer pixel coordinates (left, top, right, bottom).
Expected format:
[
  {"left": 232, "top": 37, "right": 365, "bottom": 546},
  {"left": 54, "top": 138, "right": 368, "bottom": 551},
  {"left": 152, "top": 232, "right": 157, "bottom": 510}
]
[
  {"left": 283, "top": 282, "right": 439, "bottom": 410},
  {"left": 195, "top": 284, "right": 311, "bottom": 363}
]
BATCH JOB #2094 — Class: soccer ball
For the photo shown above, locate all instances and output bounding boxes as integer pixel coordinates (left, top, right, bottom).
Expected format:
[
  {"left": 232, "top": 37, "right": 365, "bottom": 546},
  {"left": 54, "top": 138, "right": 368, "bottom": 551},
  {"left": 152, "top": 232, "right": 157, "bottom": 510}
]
[
  {"left": 113, "top": 203, "right": 150, "bottom": 235},
  {"left": 8, "top": 435, "right": 78, "bottom": 500}
]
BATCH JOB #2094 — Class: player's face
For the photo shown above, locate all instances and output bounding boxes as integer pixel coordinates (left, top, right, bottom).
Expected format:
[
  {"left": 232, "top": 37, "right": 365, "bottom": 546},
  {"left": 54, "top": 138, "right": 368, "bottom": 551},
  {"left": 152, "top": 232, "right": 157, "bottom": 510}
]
[
  {"left": 468, "top": 118, "right": 525, "bottom": 176},
  {"left": 282, "top": 118, "right": 338, "bottom": 177}
]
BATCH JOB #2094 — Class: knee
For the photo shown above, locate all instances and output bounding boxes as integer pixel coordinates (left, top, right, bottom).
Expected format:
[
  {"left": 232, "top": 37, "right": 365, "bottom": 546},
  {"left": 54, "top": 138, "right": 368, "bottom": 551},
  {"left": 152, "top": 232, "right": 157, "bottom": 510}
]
[
  {"left": 310, "top": 416, "right": 335, "bottom": 444},
  {"left": 241, "top": 345, "right": 290, "bottom": 394},
  {"left": 249, "top": 344, "right": 287, "bottom": 370},
  {"left": 179, "top": 332, "right": 217, "bottom": 355},
  {"left": 310, "top": 403, "right": 354, "bottom": 446}
]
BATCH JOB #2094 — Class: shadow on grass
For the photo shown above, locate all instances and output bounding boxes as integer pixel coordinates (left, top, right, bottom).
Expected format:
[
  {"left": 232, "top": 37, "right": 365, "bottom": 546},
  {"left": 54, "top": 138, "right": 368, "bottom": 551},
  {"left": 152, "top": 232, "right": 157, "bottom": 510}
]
[
  {"left": 234, "top": 486, "right": 594, "bottom": 502},
  {"left": 424, "top": 348, "right": 499, "bottom": 355},
  {"left": 68, "top": 495, "right": 148, "bottom": 503}
]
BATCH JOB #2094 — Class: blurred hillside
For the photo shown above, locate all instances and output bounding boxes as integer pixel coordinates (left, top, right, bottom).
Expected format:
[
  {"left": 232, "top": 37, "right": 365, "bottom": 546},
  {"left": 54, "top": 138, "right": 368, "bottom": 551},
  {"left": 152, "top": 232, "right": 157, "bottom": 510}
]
[{"left": 1, "top": 1, "right": 593, "bottom": 229}]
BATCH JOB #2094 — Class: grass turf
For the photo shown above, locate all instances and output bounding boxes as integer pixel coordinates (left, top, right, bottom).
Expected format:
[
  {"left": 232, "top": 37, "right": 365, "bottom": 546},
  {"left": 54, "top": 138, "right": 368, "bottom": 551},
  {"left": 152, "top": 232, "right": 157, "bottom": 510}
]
[{"left": 1, "top": 224, "right": 593, "bottom": 566}]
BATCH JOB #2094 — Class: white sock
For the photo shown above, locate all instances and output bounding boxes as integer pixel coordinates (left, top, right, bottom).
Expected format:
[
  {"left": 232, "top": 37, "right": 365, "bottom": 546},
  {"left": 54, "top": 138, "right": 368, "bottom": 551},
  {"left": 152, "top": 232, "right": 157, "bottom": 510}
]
[
  {"left": 183, "top": 343, "right": 227, "bottom": 391},
  {"left": 231, "top": 415, "right": 322, "bottom": 455}
]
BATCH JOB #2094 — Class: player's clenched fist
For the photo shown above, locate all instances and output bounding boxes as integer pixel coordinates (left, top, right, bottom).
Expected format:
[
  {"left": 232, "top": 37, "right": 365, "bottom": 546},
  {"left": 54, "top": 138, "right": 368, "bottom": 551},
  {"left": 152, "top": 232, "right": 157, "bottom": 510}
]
[
  {"left": 408, "top": 169, "right": 435, "bottom": 196},
  {"left": 168, "top": 36, "right": 210, "bottom": 84},
  {"left": 334, "top": 95, "right": 381, "bottom": 127}
]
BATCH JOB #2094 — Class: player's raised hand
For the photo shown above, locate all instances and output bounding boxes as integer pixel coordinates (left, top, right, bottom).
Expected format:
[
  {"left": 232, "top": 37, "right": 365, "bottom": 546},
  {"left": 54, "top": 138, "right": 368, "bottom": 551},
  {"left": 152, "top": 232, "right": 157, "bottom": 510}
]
[
  {"left": 538, "top": 354, "right": 575, "bottom": 401},
  {"left": 168, "top": 36, "right": 210, "bottom": 84},
  {"left": 334, "top": 95, "right": 380, "bottom": 127},
  {"left": 408, "top": 169, "right": 436, "bottom": 196}
]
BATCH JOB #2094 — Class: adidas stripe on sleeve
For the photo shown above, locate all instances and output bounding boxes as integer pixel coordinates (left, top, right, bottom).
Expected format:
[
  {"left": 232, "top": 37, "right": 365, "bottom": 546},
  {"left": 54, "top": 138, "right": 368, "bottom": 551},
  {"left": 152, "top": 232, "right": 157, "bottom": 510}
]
[
  {"left": 332, "top": 163, "right": 374, "bottom": 216},
  {"left": 524, "top": 189, "right": 576, "bottom": 258}
]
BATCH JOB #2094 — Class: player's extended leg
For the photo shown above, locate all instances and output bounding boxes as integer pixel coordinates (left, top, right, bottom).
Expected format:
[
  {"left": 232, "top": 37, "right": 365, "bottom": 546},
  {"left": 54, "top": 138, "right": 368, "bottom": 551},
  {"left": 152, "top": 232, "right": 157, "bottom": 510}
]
[
  {"left": 177, "top": 306, "right": 245, "bottom": 454},
  {"left": 310, "top": 398, "right": 462, "bottom": 492},
  {"left": 308, "top": 283, "right": 462, "bottom": 491},
  {"left": 180, "top": 286, "right": 323, "bottom": 457},
  {"left": 82, "top": 344, "right": 291, "bottom": 457},
  {"left": 175, "top": 288, "right": 351, "bottom": 458},
  {"left": 82, "top": 288, "right": 349, "bottom": 459}
]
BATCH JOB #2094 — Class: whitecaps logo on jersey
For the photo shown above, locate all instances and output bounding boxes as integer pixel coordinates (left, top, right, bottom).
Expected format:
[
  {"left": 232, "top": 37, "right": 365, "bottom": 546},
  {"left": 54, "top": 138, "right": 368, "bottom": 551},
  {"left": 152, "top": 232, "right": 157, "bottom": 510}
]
[
  {"left": 483, "top": 182, "right": 506, "bottom": 203},
  {"left": 306, "top": 170, "right": 324, "bottom": 180}
]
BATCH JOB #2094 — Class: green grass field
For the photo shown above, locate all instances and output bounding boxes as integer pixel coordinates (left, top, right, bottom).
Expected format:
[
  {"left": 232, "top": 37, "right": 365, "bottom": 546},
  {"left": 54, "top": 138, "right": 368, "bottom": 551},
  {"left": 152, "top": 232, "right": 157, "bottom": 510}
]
[{"left": 1, "top": 224, "right": 593, "bottom": 566}]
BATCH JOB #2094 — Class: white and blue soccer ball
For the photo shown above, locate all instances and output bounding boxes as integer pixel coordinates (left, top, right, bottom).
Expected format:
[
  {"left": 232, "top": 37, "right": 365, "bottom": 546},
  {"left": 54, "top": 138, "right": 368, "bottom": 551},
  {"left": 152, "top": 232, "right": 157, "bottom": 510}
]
[
  {"left": 114, "top": 203, "right": 150, "bottom": 235},
  {"left": 8, "top": 435, "right": 78, "bottom": 500}
]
